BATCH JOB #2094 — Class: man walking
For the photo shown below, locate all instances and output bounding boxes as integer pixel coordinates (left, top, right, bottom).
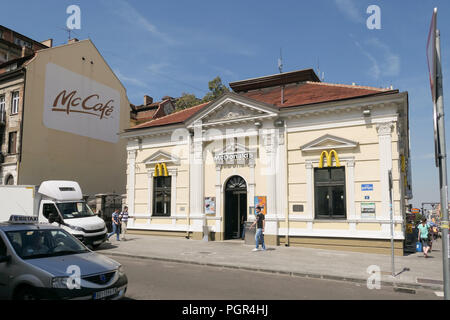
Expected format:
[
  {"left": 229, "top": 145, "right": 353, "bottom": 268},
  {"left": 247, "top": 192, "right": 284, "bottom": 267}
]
[
  {"left": 418, "top": 218, "right": 431, "bottom": 258},
  {"left": 107, "top": 209, "right": 121, "bottom": 242},
  {"left": 119, "top": 206, "right": 129, "bottom": 241},
  {"left": 250, "top": 205, "right": 266, "bottom": 251}
]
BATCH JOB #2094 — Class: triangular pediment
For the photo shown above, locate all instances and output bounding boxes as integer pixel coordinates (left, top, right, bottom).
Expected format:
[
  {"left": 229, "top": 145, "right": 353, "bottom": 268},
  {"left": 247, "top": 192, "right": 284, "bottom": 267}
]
[
  {"left": 143, "top": 150, "right": 179, "bottom": 165},
  {"left": 186, "top": 93, "right": 278, "bottom": 128},
  {"left": 301, "top": 134, "right": 358, "bottom": 151}
]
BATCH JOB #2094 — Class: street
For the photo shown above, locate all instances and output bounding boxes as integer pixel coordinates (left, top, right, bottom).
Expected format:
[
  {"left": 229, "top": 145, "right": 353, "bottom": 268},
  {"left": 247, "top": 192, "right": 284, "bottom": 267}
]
[{"left": 113, "top": 256, "right": 440, "bottom": 300}]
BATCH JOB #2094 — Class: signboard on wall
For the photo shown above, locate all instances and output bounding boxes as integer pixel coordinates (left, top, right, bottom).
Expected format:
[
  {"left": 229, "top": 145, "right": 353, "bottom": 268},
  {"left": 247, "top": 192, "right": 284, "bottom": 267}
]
[
  {"left": 44, "top": 63, "right": 121, "bottom": 143},
  {"left": 205, "top": 197, "right": 216, "bottom": 215},
  {"left": 361, "top": 202, "right": 376, "bottom": 219},
  {"left": 254, "top": 196, "right": 267, "bottom": 215},
  {"left": 361, "top": 184, "right": 374, "bottom": 191}
]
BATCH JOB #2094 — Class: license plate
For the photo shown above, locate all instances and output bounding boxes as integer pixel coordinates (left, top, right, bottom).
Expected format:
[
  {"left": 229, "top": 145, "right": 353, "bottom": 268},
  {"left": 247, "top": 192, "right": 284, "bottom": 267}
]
[
  {"left": 93, "top": 288, "right": 117, "bottom": 299},
  {"left": 93, "top": 240, "right": 103, "bottom": 245}
]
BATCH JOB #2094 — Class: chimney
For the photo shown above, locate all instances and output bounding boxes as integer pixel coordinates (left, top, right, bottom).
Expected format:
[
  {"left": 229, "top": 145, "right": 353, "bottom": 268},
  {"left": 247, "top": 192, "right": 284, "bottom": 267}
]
[
  {"left": 41, "top": 39, "right": 53, "bottom": 48},
  {"left": 144, "top": 95, "right": 153, "bottom": 105},
  {"left": 68, "top": 38, "right": 79, "bottom": 44}
]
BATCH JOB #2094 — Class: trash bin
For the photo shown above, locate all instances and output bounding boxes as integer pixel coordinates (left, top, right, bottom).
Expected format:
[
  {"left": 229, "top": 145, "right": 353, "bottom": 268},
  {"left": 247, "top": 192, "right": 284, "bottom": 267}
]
[{"left": 244, "top": 221, "right": 255, "bottom": 246}]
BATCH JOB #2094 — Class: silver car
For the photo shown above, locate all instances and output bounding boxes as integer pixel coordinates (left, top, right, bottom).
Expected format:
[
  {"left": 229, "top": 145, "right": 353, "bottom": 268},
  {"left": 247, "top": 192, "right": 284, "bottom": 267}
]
[{"left": 0, "top": 219, "right": 127, "bottom": 300}]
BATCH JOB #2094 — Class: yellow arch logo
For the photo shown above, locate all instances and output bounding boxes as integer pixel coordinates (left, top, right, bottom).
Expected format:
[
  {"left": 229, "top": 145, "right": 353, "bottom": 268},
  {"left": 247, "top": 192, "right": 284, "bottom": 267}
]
[
  {"left": 319, "top": 150, "right": 341, "bottom": 168},
  {"left": 154, "top": 163, "right": 168, "bottom": 177}
]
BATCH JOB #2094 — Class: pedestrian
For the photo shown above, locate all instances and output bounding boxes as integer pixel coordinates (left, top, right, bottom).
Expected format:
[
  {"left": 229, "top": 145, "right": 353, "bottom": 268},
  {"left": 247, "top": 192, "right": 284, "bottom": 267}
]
[
  {"left": 119, "top": 206, "right": 129, "bottom": 241},
  {"left": 250, "top": 205, "right": 266, "bottom": 251},
  {"left": 418, "top": 218, "right": 431, "bottom": 258},
  {"left": 107, "top": 209, "right": 121, "bottom": 242}
]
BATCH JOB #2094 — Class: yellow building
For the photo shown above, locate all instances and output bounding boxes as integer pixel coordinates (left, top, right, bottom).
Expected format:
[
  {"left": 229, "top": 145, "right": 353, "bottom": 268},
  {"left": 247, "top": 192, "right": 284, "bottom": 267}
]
[
  {"left": 121, "top": 69, "right": 411, "bottom": 255},
  {"left": 0, "top": 38, "right": 130, "bottom": 195}
]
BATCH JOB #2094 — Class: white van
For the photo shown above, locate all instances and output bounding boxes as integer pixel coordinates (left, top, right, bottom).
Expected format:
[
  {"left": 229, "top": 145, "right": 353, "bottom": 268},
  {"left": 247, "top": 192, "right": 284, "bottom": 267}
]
[{"left": 0, "top": 181, "right": 107, "bottom": 248}]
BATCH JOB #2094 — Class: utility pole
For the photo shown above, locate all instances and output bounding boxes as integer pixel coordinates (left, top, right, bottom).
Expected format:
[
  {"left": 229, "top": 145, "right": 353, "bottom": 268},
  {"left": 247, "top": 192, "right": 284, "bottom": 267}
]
[
  {"left": 435, "top": 26, "right": 450, "bottom": 300},
  {"left": 427, "top": 7, "right": 450, "bottom": 300}
]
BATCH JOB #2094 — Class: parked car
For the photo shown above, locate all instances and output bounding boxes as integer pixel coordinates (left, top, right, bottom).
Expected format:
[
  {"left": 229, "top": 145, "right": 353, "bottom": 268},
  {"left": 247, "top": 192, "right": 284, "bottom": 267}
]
[{"left": 0, "top": 215, "right": 127, "bottom": 300}]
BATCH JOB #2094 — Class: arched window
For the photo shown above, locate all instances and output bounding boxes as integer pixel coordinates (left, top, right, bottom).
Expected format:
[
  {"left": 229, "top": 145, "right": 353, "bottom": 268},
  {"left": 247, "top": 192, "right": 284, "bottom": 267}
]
[{"left": 5, "top": 174, "right": 14, "bottom": 185}]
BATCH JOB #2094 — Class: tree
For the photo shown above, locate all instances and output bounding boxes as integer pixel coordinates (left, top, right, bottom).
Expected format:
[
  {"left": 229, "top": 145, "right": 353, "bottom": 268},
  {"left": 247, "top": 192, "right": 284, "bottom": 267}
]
[
  {"left": 202, "top": 76, "right": 229, "bottom": 103},
  {"left": 175, "top": 92, "right": 201, "bottom": 111},
  {"left": 174, "top": 76, "right": 230, "bottom": 110}
]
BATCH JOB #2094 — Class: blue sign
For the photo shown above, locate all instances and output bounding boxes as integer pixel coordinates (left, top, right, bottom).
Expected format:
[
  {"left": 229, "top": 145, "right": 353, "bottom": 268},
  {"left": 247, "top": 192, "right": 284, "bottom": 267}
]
[
  {"left": 361, "top": 184, "right": 373, "bottom": 191},
  {"left": 364, "top": 196, "right": 370, "bottom": 200}
]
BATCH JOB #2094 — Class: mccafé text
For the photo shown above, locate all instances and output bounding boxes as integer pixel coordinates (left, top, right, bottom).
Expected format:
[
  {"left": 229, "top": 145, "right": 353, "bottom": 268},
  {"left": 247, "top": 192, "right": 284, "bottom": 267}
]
[{"left": 52, "top": 90, "right": 115, "bottom": 119}]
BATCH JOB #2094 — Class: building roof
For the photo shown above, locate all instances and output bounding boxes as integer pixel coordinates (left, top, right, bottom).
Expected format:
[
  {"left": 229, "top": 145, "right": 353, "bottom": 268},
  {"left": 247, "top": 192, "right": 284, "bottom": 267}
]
[
  {"left": 127, "top": 101, "right": 210, "bottom": 130},
  {"left": 241, "top": 81, "right": 398, "bottom": 108},
  {"left": 125, "top": 69, "right": 400, "bottom": 132},
  {"left": 229, "top": 69, "right": 320, "bottom": 92}
]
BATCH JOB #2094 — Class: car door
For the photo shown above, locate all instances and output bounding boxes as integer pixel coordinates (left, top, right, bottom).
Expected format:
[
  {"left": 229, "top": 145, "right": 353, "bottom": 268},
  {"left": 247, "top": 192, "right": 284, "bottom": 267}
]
[{"left": 0, "top": 233, "right": 11, "bottom": 299}]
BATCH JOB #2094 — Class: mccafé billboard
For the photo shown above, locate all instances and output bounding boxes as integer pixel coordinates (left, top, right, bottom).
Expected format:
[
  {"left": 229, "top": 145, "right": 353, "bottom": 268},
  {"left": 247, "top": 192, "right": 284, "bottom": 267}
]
[{"left": 44, "top": 63, "right": 120, "bottom": 143}]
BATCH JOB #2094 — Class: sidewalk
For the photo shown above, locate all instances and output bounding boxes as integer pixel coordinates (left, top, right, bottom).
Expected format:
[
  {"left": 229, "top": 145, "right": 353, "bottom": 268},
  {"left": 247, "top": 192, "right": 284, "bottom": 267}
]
[{"left": 96, "top": 234, "right": 445, "bottom": 292}]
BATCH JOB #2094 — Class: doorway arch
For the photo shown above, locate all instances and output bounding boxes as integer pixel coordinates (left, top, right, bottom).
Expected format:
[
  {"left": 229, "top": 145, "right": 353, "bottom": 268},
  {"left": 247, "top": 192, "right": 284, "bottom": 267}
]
[{"left": 224, "top": 175, "right": 247, "bottom": 240}]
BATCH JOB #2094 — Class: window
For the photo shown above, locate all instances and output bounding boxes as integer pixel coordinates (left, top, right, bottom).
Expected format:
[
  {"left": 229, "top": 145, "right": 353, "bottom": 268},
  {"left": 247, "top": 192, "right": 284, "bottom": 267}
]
[
  {"left": 11, "top": 91, "right": 19, "bottom": 115},
  {"left": 314, "top": 167, "right": 346, "bottom": 219},
  {"left": 0, "top": 95, "right": 5, "bottom": 121},
  {"left": 153, "top": 176, "right": 171, "bottom": 216},
  {"left": 5, "top": 175, "right": 14, "bottom": 185},
  {"left": 14, "top": 37, "right": 31, "bottom": 49},
  {"left": 8, "top": 131, "right": 17, "bottom": 154},
  {"left": 0, "top": 236, "right": 6, "bottom": 257},
  {"left": 43, "top": 203, "right": 59, "bottom": 219}
]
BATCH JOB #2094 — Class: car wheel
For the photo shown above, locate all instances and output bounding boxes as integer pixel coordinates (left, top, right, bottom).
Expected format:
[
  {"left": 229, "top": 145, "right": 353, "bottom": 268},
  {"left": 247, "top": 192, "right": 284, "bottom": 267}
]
[{"left": 14, "top": 286, "right": 39, "bottom": 300}]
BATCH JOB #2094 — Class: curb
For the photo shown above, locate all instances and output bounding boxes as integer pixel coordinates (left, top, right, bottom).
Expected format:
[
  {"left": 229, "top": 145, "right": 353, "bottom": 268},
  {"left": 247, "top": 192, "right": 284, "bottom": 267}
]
[{"left": 101, "top": 251, "right": 443, "bottom": 292}]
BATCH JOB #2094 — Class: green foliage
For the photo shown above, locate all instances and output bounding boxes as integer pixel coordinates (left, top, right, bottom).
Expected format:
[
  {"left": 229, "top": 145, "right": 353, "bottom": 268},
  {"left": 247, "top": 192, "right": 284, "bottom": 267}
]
[
  {"left": 175, "top": 93, "right": 201, "bottom": 111},
  {"left": 175, "top": 76, "right": 229, "bottom": 110},
  {"left": 414, "top": 213, "right": 424, "bottom": 226}
]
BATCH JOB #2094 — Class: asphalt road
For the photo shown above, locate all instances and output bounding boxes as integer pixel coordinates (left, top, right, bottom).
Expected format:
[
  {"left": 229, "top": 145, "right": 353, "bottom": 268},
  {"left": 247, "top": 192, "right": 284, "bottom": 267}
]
[{"left": 112, "top": 256, "right": 440, "bottom": 300}]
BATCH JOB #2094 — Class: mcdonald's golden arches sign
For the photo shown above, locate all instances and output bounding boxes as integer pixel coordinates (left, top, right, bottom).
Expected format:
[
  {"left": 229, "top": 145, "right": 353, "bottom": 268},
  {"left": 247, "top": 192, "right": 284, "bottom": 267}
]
[
  {"left": 319, "top": 150, "right": 341, "bottom": 168},
  {"left": 154, "top": 163, "right": 168, "bottom": 177}
]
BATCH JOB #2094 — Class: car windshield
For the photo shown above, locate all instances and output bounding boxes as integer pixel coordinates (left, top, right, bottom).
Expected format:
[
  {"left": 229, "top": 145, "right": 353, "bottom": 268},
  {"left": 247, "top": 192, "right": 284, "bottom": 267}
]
[
  {"left": 6, "top": 229, "right": 89, "bottom": 260},
  {"left": 56, "top": 202, "right": 95, "bottom": 219}
]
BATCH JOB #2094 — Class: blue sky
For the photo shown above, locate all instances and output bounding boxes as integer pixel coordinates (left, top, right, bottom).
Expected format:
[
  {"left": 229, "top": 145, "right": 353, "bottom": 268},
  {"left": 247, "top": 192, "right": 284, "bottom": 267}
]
[{"left": 1, "top": 0, "right": 450, "bottom": 208}]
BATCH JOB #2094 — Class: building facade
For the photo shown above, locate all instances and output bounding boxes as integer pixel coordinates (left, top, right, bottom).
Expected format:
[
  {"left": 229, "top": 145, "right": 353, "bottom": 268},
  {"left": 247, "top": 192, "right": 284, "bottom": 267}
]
[
  {"left": 0, "top": 36, "right": 130, "bottom": 195},
  {"left": 121, "top": 69, "right": 411, "bottom": 255}
]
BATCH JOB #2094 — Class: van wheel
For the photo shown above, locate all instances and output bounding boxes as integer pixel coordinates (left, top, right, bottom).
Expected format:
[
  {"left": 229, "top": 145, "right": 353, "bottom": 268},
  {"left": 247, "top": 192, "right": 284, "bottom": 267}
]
[{"left": 14, "top": 286, "right": 39, "bottom": 300}]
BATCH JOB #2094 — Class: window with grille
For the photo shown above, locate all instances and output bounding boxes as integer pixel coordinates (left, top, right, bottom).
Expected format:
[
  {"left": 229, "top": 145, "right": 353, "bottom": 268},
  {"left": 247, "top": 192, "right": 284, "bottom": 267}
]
[{"left": 153, "top": 176, "right": 171, "bottom": 216}]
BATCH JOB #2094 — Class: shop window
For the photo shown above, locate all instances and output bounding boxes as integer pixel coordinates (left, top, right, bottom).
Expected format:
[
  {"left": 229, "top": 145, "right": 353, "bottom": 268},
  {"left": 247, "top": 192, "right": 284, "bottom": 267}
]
[
  {"left": 314, "top": 167, "right": 346, "bottom": 219},
  {"left": 153, "top": 176, "right": 171, "bottom": 216}
]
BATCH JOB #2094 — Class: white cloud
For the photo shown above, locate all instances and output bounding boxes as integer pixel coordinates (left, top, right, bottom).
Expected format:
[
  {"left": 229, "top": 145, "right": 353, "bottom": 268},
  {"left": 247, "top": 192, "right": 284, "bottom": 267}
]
[
  {"left": 104, "top": 0, "right": 177, "bottom": 45},
  {"left": 335, "top": 0, "right": 364, "bottom": 23},
  {"left": 114, "top": 69, "right": 148, "bottom": 88},
  {"left": 353, "top": 37, "right": 400, "bottom": 80}
]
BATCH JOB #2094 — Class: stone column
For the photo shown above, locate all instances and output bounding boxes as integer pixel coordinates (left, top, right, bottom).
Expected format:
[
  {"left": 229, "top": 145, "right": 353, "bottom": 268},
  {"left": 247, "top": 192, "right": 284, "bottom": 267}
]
[
  {"left": 262, "top": 128, "right": 278, "bottom": 245},
  {"left": 215, "top": 164, "right": 223, "bottom": 240},
  {"left": 127, "top": 150, "right": 137, "bottom": 228},
  {"left": 190, "top": 121, "right": 205, "bottom": 239},
  {"left": 377, "top": 122, "right": 394, "bottom": 221}
]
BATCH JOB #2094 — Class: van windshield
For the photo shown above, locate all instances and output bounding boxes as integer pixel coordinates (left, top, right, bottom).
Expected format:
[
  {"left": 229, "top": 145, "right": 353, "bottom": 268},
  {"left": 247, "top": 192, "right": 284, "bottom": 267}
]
[
  {"left": 6, "top": 229, "right": 89, "bottom": 260},
  {"left": 56, "top": 202, "right": 95, "bottom": 219}
]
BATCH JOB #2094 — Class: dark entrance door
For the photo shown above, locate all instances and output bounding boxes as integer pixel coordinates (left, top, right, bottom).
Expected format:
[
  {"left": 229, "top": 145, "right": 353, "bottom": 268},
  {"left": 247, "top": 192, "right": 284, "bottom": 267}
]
[{"left": 225, "top": 176, "right": 247, "bottom": 240}]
